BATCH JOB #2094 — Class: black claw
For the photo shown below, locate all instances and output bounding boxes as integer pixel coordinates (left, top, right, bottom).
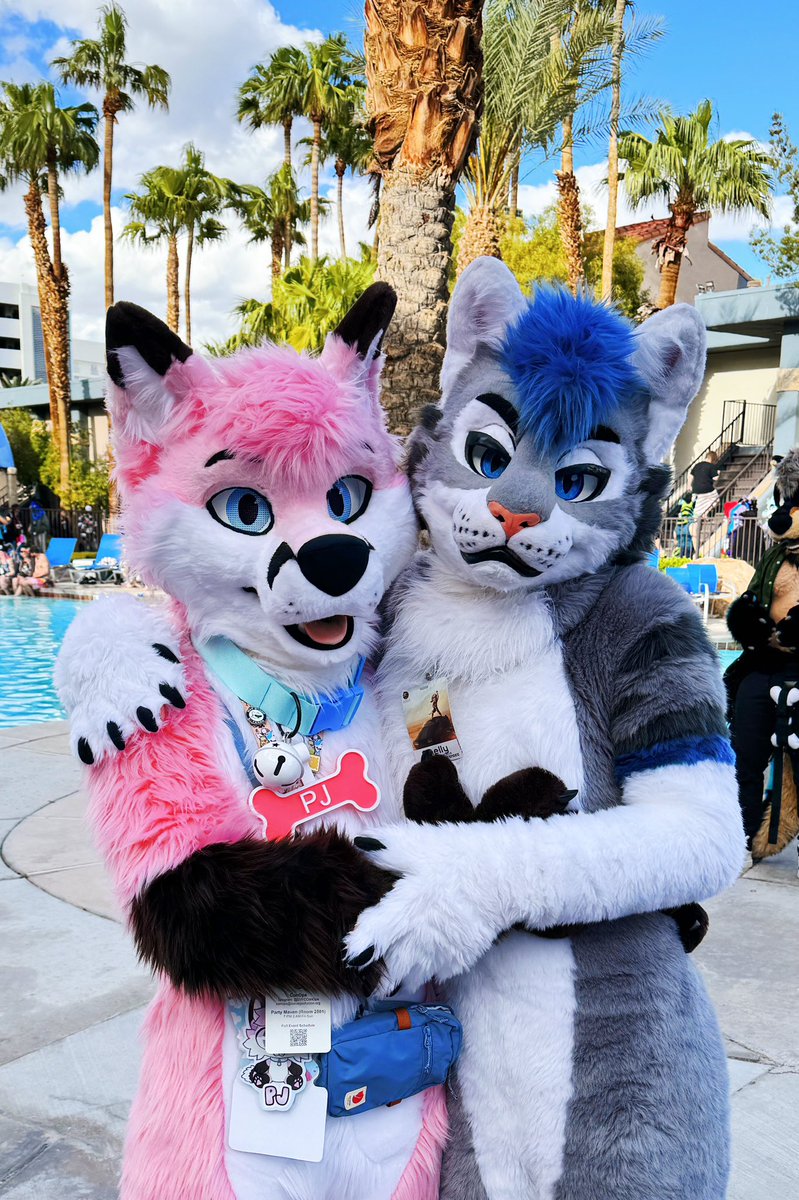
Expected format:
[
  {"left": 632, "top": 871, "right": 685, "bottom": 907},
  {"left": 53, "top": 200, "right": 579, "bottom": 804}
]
[
  {"left": 350, "top": 946, "right": 375, "bottom": 969},
  {"left": 354, "top": 837, "right": 386, "bottom": 852},
  {"left": 153, "top": 643, "right": 180, "bottom": 664},
  {"left": 136, "top": 706, "right": 159, "bottom": 733},
  {"left": 77, "top": 737, "right": 95, "bottom": 765},
  {"left": 106, "top": 722, "right": 126, "bottom": 751},
  {"left": 159, "top": 683, "right": 186, "bottom": 709}
]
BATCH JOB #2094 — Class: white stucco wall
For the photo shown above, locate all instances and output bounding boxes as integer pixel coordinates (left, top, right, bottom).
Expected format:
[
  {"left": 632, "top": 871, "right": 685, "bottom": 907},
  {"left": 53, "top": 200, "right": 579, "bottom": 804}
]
[{"left": 673, "top": 345, "right": 780, "bottom": 478}]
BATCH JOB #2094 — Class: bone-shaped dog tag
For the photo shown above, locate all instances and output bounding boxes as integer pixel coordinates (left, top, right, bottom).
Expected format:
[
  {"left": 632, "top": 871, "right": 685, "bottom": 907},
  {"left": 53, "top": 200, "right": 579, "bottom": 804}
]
[{"left": 249, "top": 750, "right": 380, "bottom": 840}]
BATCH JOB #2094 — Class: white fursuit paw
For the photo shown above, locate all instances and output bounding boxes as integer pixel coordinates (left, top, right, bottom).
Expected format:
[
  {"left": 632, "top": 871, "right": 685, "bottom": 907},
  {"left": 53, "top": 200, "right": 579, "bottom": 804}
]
[
  {"left": 54, "top": 595, "right": 187, "bottom": 765},
  {"left": 343, "top": 821, "right": 510, "bottom": 993}
]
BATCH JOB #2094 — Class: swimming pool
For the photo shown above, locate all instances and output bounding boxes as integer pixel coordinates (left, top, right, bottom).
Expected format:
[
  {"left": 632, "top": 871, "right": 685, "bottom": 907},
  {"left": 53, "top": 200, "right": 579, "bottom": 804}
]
[{"left": 0, "top": 598, "right": 87, "bottom": 728}]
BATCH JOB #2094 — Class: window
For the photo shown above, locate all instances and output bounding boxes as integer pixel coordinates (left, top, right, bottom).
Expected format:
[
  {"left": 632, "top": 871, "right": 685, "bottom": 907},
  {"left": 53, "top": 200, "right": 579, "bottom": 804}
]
[
  {"left": 0, "top": 336, "right": 20, "bottom": 351},
  {"left": 31, "top": 308, "right": 47, "bottom": 382},
  {"left": 0, "top": 303, "right": 19, "bottom": 321},
  {"left": 0, "top": 367, "right": 21, "bottom": 381}
]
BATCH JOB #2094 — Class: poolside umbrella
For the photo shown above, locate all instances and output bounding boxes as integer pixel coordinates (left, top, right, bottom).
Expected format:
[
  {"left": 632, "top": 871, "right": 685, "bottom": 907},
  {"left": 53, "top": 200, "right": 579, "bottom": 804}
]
[{"left": 0, "top": 422, "right": 14, "bottom": 470}]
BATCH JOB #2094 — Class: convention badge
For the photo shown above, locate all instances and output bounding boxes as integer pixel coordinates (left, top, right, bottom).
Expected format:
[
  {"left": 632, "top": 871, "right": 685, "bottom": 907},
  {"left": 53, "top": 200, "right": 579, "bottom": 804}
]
[
  {"left": 227, "top": 1000, "right": 327, "bottom": 1160},
  {"left": 265, "top": 989, "right": 332, "bottom": 1055},
  {"left": 249, "top": 750, "right": 380, "bottom": 841},
  {"left": 401, "top": 675, "right": 462, "bottom": 763}
]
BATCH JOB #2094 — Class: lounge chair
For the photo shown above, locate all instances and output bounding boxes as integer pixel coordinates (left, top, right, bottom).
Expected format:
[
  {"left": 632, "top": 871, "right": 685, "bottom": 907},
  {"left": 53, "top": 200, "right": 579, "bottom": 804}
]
[
  {"left": 44, "top": 537, "right": 77, "bottom": 581},
  {"left": 665, "top": 563, "right": 733, "bottom": 623},
  {"left": 69, "top": 533, "right": 124, "bottom": 584}
]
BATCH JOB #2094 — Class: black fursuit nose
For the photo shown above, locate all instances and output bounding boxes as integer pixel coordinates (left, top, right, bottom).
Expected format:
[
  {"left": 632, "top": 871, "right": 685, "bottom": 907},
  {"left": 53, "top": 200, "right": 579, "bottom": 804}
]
[{"left": 296, "top": 534, "right": 371, "bottom": 597}]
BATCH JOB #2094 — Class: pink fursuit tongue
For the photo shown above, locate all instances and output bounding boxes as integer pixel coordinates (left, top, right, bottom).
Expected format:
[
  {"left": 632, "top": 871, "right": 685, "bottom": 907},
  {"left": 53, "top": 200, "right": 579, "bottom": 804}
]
[{"left": 297, "top": 615, "right": 350, "bottom": 646}]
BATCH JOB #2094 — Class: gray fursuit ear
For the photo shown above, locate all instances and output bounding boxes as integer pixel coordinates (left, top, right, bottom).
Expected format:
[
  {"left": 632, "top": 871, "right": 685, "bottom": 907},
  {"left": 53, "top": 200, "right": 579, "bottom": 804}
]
[
  {"left": 632, "top": 304, "right": 706, "bottom": 463},
  {"left": 776, "top": 448, "right": 799, "bottom": 499},
  {"left": 441, "top": 257, "right": 526, "bottom": 397}
]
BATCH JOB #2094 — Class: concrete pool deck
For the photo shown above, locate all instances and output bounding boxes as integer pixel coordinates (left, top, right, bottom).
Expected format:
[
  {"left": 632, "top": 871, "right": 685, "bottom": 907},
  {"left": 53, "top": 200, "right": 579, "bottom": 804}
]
[{"left": 1, "top": 720, "right": 798, "bottom": 1197}]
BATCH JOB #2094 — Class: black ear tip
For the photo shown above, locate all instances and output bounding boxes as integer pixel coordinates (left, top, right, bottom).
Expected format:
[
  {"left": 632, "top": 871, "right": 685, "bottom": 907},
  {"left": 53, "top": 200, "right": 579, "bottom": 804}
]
[
  {"left": 332, "top": 281, "right": 397, "bottom": 359},
  {"left": 106, "top": 301, "right": 192, "bottom": 388}
]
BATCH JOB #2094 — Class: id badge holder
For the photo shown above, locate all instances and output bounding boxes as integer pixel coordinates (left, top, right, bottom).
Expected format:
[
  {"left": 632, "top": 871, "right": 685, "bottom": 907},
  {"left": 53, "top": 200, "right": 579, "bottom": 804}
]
[{"left": 227, "top": 999, "right": 328, "bottom": 1162}]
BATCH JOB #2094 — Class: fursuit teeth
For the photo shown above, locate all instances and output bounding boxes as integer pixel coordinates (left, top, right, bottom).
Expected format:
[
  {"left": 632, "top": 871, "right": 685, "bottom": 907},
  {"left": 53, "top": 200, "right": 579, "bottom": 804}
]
[
  {"left": 776, "top": 447, "right": 799, "bottom": 501},
  {"left": 502, "top": 287, "right": 639, "bottom": 455}
]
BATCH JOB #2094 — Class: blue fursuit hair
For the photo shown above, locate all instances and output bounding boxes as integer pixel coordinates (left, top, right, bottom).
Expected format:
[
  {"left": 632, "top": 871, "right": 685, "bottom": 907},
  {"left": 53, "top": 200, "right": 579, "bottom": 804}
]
[{"left": 502, "top": 287, "right": 640, "bottom": 456}]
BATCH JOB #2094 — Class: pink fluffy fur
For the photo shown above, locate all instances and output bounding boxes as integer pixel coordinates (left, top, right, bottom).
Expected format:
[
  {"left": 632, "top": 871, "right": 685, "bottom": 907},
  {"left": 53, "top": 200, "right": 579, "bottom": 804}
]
[
  {"left": 88, "top": 606, "right": 257, "bottom": 906},
  {"left": 391, "top": 1085, "right": 448, "bottom": 1200},
  {"left": 110, "top": 337, "right": 402, "bottom": 499},
  {"left": 121, "top": 984, "right": 234, "bottom": 1200}
]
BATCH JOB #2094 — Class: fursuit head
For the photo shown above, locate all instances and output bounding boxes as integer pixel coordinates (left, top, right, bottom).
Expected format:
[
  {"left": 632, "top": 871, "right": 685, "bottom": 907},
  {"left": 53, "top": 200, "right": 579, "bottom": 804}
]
[
  {"left": 341, "top": 259, "right": 745, "bottom": 1200},
  {"left": 55, "top": 288, "right": 448, "bottom": 1200}
]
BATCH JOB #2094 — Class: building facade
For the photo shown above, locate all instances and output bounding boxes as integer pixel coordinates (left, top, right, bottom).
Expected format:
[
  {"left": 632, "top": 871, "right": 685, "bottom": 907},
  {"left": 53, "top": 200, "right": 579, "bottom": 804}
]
[
  {"left": 0, "top": 280, "right": 104, "bottom": 385},
  {"left": 616, "top": 212, "right": 754, "bottom": 308}
]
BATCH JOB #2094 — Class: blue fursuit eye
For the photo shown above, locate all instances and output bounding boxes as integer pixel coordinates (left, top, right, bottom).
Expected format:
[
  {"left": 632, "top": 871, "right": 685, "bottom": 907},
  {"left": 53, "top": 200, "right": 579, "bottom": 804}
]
[
  {"left": 465, "top": 432, "right": 511, "bottom": 479},
  {"left": 327, "top": 475, "right": 373, "bottom": 523},
  {"left": 207, "top": 487, "right": 274, "bottom": 534},
  {"left": 555, "top": 465, "right": 611, "bottom": 503}
]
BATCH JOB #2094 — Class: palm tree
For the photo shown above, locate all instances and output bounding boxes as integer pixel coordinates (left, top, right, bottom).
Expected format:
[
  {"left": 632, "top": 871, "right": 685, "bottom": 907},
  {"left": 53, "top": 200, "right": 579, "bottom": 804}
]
[
  {"left": 0, "top": 81, "right": 99, "bottom": 495},
  {"left": 238, "top": 45, "right": 305, "bottom": 261},
  {"left": 125, "top": 146, "right": 227, "bottom": 337},
  {"left": 550, "top": 1, "right": 662, "bottom": 294},
  {"left": 53, "top": 1, "right": 170, "bottom": 311},
  {"left": 303, "top": 87, "right": 371, "bottom": 259},
  {"left": 459, "top": 0, "right": 575, "bottom": 272},
  {"left": 238, "top": 46, "right": 305, "bottom": 170},
  {"left": 365, "top": 0, "right": 483, "bottom": 433},
  {"left": 600, "top": 0, "right": 627, "bottom": 298},
  {"left": 620, "top": 100, "right": 773, "bottom": 308},
  {"left": 298, "top": 36, "right": 351, "bottom": 261},
  {"left": 227, "top": 166, "right": 310, "bottom": 283},
  {"left": 179, "top": 144, "right": 226, "bottom": 345},
  {"left": 207, "top": 251, "right": 377, "bottom": 357}
]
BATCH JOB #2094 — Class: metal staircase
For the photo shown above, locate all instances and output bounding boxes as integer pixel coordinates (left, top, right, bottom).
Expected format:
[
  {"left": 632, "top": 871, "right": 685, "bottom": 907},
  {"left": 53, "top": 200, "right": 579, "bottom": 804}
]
[{"left": 661, "top": 399, "right": 777, "bottom": 564}]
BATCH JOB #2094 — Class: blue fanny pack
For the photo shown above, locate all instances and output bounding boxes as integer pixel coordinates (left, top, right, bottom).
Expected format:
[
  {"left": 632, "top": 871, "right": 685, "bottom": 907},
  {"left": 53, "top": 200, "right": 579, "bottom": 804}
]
[{"left": 316, "top": 1004, "right": 462, "bottom": 1117}]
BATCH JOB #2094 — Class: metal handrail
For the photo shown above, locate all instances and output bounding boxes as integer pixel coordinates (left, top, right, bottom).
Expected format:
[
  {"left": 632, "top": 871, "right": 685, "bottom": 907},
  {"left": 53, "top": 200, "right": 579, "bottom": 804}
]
[{"left": 668, "top": 408, "right": 744, "bottom": 509}]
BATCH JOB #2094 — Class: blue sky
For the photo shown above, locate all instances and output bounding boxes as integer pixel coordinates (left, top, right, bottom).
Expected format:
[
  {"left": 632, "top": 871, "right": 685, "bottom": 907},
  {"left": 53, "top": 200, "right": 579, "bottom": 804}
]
[{"left": 0, "top": 0, "right": 793, "bottom": 342}]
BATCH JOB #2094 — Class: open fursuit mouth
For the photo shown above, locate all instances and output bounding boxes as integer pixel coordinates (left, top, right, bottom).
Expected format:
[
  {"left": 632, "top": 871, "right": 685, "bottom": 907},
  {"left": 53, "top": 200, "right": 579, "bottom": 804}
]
[
  {"left": 460, "top": 546, "right": 542, "bottom": 577},
  {"left": 285, "top": 615, "right": 354, "bottom": 650}
]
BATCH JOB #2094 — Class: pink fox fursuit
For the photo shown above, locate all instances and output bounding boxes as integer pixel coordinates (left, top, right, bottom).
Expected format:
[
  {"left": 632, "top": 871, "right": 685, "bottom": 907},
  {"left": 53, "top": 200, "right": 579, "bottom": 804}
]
[{"left": 55, "top": 288, "right": 446, "bottom": 1200}]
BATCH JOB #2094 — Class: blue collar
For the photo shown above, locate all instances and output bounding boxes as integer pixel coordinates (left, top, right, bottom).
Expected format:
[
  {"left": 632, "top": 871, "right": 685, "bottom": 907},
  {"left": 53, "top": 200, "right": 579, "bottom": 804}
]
[{"left": 195, "top": 636, "right": 365, "bottom": 737}]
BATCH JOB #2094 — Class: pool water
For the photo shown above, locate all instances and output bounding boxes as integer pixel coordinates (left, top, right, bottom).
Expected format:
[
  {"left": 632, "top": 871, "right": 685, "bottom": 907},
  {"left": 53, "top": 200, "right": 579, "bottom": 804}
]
[{"left": 0, "top": 598, "right": 86, "bottom": 728}]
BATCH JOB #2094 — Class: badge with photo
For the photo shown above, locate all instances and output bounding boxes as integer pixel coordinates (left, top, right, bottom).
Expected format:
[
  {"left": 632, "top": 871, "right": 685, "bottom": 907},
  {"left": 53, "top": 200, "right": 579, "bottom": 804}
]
[{"left": 401, "top": 676, "right": 462, "bottom": 762}]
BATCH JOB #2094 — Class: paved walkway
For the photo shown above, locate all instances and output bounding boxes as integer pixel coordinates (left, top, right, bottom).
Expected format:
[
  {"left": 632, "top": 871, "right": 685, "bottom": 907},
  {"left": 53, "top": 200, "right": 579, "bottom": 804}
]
[{"left": 1, "top": 721, "right": 797, "bottom": 1197}]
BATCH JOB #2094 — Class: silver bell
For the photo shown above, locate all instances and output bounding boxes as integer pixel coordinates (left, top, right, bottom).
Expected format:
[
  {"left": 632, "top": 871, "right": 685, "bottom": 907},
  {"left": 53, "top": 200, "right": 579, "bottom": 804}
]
[{"left": 253, "top": 741, "right": 310, "bottom": 789}]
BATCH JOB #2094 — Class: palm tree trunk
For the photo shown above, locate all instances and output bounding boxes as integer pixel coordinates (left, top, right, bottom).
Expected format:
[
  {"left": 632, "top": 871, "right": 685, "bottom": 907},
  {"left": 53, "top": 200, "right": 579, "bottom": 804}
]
[
  {"left": 23, "top": 182, "right": 59, "bottom": 437},
  {"left": 365, "top": 0, "right": 483, "bottom": 433},
  {"left": 184, "top": 224, "right": 194, "bottom": 346},
  {"left": 376, "top": 167, "right": 456, "bottom": 434},
  {"left": 458, "top": 203, "right": 502, "bottom": 273},
  {"left": 510, "top": 158, "right": 520, "bottom": 218},
  {"left": 311, "top": 118, "right": 321, "bottom": 260},
  {"left": 102, "top": 97, "right": 117, "bottom": 310},
  {"left": 336, "top": 162, "right": 346, "bottom": 259},
  {"left": 557, "top": 114, "right": 584, "bottom": 295},
  {"left": 656, "top": 201, "right": 693, "bottom": 308},
  {"left": 283, "top": 116, "right": 293, "bottom": 265},
  {"left": 272, "top": 228, "right": 284, "bottom": 282},
  {"left": 601, "top": 0, "right": 626, "bottom": 300},
  {"left": 36, "top": 170, "right": 71, "bottom": 495},
  {"left": 283, "top": 116, "right": 292, "bottom": 168},
  {"left": 47, "top": 158, "right": 62, "bottom": 281},
  {"left": 166, "top": 234, "right": 180, "bottom": 332}
]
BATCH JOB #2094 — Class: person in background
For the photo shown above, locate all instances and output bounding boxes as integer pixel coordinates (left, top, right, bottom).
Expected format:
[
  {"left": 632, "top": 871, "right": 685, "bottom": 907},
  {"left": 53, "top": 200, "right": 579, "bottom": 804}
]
[
  {"left": 77, "top": 505, "right": 96, "bottom": 552},
  {"left": 1, "top": 503, "right": 23, "bottom": 549},
  {"left": 0, "top": 544, "right": 15, "bottom": 594},
  {"left": 12, "top": 544, "right": 50, "bottom": 596},
  {"left": 28, "top": 499, "right": 50, "bottom": 551},
  {"left": 675, "top": 491, "right": 695, "bottom": 557},
  {"left": 690, "top": 449, "right": 720, "bottom": 551}
]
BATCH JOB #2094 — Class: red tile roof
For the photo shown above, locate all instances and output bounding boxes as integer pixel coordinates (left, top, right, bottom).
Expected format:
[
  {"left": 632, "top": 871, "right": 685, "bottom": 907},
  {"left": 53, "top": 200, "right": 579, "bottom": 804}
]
[{"left": 615, "top": 211, "right": 710, "bottom": 243}]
